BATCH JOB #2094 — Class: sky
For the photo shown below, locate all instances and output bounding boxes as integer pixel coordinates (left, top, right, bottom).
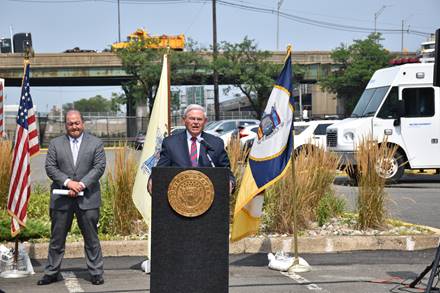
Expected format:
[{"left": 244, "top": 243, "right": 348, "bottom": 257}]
[{"left": 1, "top": 0, "right": 439, "bottom": 111}]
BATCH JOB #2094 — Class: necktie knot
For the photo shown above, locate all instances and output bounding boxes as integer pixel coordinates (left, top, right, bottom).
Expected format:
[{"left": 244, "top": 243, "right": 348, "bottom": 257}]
[{"left": 191, "top": 137, "right": 197, "bottom": 142}]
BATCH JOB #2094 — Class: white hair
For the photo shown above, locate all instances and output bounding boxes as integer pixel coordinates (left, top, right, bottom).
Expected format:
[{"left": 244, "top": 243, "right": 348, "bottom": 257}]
[{"left": 183, "top": 104, "right": 207, "bottom": 118}]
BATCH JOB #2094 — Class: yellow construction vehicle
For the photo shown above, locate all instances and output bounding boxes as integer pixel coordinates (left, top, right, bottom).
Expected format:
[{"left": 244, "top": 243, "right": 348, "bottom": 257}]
[{"left": 111, "top": 29, "right": 185, "bottom": 51}]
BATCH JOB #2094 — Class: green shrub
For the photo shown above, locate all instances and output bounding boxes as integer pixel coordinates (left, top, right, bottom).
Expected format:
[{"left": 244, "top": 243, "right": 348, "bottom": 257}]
[
  {"left": 27, "top": 184, "right": 50, "bottom": 222},
  {"left": 0, "top": 210, "right": 50, "bottom": 241},
  {"left": 98, "top": 178, "right": 115, "bottom": 235},
  {"left": 316, "top": 193, "right": 346, "bottom": 227}
]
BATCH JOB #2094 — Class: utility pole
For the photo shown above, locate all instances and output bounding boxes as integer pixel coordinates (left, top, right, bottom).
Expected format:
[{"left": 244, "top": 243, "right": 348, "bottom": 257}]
[
  {"left": 212, "top": 0, "right": 220, "bottom": 120},
  {"left": 276, "top": 0, "right": 284, "bottom": 51},
  {"left": 9, "top": 25, "right": 14, "bottom": 53},
  {"left": 401, "top": 19, "right": 404, "bottom": 55},
  {"left": 117, "top": 0, "right": 121, "bottom": 42}
]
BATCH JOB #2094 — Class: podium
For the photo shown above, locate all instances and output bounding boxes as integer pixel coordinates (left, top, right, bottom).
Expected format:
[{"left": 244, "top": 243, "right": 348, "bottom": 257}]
[{"left": 150, "top": 167, "right": 229, "bottom": 293}]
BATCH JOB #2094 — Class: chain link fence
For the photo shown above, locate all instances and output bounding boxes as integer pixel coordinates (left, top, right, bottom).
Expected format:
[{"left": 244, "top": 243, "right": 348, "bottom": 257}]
[{"left": 2, "top": 111, "right": 259, "bottom": 147}]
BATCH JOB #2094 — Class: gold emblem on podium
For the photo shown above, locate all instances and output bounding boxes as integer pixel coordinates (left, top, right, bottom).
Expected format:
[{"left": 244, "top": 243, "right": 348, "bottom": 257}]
[{"left": 167, "top": 170, "right": 215, "bottom": 217}]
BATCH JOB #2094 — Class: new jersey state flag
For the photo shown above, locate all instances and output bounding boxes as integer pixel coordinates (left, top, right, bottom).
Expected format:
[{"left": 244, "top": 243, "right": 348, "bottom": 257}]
[
  {"left": 231, "top": 47, "right": 294, "bottom": 242},
  {"left": 132, "top": 54, "right": 169, "bottom": 258}
]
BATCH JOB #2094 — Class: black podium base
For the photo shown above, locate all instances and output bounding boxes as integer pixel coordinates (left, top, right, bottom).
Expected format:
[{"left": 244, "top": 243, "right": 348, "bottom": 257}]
[{"left": 151, "top": 167, "right": 229, "bottom": 293}]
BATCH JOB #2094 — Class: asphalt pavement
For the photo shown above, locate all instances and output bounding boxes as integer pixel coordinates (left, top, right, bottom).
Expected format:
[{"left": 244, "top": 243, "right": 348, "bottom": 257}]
[
  {"left": 19, "top": 150, "right": 440, "bottom": 292},
  {"left": 1, "top": 250, "right": 440, "bottom": 293},
  {"left": 333, "top": 173, "right": 440, "bottom": 229}
]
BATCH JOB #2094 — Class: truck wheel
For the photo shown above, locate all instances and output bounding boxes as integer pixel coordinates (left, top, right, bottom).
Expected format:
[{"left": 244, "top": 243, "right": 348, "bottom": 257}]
[
  {"left": 375, "top": 150, "right": 405, "bottom": 183},
  {"left": 346, "top": 166, "right": 359, "bottom": 184}
]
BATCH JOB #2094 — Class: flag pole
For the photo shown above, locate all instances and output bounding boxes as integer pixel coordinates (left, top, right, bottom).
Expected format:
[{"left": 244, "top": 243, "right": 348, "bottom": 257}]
[
  {"left": 166, "top": 48, "right": 171, "bottom": 134},
  {"left": 287, "top": 44, "right": 311, "bottom": 273},
  {"left": 1, "top": 49, "right": 32, "bottom": 279}
]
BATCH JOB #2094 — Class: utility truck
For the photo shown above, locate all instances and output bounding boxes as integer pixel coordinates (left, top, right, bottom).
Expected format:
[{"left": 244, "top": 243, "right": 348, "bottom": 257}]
[
  {"left": 326, "top": 60, "right": 440, "bottom": 182},
  {"left": 111, "top": 29, "right": 185, "bottom": 51}
]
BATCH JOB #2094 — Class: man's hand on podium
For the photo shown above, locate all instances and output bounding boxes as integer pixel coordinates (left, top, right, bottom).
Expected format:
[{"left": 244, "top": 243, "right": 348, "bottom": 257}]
[
  {"left": 229, "top": 180, "right": 235, "bottom": 195},
  {"left": 148, "top": 178, "right": 153, "bottom": 195}
]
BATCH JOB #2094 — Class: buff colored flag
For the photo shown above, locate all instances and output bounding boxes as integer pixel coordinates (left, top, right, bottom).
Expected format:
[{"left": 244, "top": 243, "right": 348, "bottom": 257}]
[
  {"left": 132, "top": 54, "right": 169, "bottom": 258},
  {"left": 231, "top": 47, "right": 294, "bottom": 242}
]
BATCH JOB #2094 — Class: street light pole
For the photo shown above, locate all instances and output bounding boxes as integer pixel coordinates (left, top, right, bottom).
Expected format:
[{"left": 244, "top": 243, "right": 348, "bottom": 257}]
[
  {"left": 276, "top": 0, "right": 284, "bottom": 51},
  {"left": 212, "top": 0, "right": 220, "bottom": 120},
  {"left": 374, "top": 5, "right": 387, "bottom": 34},
  {"left": 117, "top": 0, "right": 121, "bottom": 42}
]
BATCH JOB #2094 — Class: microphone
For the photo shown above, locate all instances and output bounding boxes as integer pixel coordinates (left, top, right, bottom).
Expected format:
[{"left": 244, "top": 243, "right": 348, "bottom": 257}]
[{"left": 198, "top": 138, "right": 215, "bottom": 167}]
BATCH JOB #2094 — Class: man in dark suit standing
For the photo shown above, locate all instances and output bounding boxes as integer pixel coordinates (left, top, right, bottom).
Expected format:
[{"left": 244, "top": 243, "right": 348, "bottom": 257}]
[
  {"left": 155, "top": 104, "right": 235, "bottom": 191},
  {"left": 38, "top": 110, "right": 106, "bottom": 286}
]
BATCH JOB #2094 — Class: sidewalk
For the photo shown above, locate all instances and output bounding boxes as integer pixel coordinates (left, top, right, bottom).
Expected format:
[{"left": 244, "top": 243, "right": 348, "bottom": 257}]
[{"left": 14, "top": 232, "right": 440, "bottom": 259}]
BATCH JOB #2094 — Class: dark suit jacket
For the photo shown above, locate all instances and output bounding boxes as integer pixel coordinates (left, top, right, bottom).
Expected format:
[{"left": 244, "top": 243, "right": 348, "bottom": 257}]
[
  {"left": 45, "top": 132, "right": 106, "bottom": 210},
  {"left": 157, "top": 130, "right": 236, "bottom": 187}
]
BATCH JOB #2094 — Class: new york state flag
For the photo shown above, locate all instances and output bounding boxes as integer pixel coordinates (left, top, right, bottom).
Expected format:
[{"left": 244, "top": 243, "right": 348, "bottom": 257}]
[{"left": 231, "top": 47, "right": 294, "bottom": 242}]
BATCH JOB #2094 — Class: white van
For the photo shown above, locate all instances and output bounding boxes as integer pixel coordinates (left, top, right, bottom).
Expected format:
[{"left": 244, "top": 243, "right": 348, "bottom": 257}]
[{"left": 326, "top": 61, "right": 440, "bottom": 182}]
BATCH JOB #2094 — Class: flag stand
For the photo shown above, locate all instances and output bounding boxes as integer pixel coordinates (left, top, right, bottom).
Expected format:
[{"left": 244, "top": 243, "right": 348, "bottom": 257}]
[
  {"left": 288, "top": 81, "right": 311, "bottom": 274},
  {"left": 0, "top": 238, "right": 30, "bottom": 278}
]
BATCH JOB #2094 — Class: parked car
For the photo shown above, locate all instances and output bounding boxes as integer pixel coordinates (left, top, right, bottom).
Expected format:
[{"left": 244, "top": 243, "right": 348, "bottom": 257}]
[
  {"left": 230, "top": 124, "right": 260, "bottom": 149},
  {"left": 232, "top": 120, "right": 338, "bottom": 151},
  {"left": 204, "top": 119, "right": 260, "bottom": 137},
  {"left": 134, "top": 131, "right": 146, "bottom": 150},
  {"left": 293, "top": 120, "right": 338, "bottom": 152},
  {"left": 170, "top": 125, "right": 185, "bottom": 135}
]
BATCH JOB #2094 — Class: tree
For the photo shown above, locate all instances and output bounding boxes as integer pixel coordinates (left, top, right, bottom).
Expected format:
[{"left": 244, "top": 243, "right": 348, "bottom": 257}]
[
  {"left": 62, "top": 94, "right": 124, "bottom": 114},
  {"left": 215, "top": 37, "right": 285, "bottom": 119},
  {"left": 320, "top": 33, "right": 391, "bottom": 114},
  {"left": 117, "top": 38, "right": 208, "bottom": 137}
]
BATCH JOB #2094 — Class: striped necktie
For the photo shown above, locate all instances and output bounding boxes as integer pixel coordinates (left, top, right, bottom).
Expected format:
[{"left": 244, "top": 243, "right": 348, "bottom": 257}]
[{"left": 190, "top": 137, "right": 198, "bottom": 167}]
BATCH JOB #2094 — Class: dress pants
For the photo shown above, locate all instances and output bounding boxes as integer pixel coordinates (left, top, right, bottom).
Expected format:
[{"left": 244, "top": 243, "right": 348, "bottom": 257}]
[{"left": 44, "top": 202, "right": 103, "bottom": 277}]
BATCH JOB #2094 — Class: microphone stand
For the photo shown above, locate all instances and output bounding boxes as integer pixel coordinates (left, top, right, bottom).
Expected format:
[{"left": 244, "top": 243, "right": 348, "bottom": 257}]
[{"left": 199, "top": 139, "right": 216, "bottom": 167}]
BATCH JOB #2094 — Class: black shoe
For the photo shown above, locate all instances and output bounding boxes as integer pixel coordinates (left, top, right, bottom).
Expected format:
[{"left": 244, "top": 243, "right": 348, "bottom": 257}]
[
  {"left": 91, "top": 275, "right": 104, "bottom": 285},
  {"left": 37, "top": 274, "right": 62, "bottom": 285}
]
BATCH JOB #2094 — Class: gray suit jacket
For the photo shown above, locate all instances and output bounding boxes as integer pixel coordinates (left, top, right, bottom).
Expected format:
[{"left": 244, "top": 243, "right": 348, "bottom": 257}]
[{"left": 45, "top": 132, "right": 106, "bottom": 210}]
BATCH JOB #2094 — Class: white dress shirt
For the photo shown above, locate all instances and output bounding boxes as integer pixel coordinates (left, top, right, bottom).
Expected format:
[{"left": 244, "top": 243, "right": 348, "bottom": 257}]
[{"left": 64, "top": 133, "right": 85, "bottom": 188}]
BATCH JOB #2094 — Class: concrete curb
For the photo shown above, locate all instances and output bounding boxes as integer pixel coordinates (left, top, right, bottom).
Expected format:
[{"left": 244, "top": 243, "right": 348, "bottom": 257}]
[{"left": 10, "top": 234, "right": 440, "bottom": 259}]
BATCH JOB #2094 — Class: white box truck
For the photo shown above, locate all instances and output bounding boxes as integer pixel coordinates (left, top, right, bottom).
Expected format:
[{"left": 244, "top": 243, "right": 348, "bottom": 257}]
[{"left": 326, "top": 61, "right": 440, "bottom": 182}]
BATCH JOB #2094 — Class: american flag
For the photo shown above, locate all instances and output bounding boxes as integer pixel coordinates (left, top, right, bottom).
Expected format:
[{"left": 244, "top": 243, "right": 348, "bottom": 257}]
[
  {"left": 0, "top": 79, "right": 4, "bottom": 138},
  {"left": 7, "top": 62, "right": 39, "bottom": 236}
]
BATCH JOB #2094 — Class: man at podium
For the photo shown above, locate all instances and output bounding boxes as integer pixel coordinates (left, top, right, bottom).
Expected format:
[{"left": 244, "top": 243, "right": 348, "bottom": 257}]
[{"left": 155, "top": 104, "right": 235, "bottom": 192}]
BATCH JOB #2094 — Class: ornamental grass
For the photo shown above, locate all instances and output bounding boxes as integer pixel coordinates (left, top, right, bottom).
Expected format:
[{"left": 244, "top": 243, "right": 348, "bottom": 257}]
[
  {"left": 226, "top": 135, "right": 250, "bottom": 221},
  {"left": 0, "top": 139, "right": 12, "bottom": 210},
  {"left": 264, "top": 144, "right": 340, "bottom": 233},
  {"left": 355, "top": 136, "right": 397, "bottom": 230},
  {"left": 107, "top": 145, "right": 143, "bottom": 235}
]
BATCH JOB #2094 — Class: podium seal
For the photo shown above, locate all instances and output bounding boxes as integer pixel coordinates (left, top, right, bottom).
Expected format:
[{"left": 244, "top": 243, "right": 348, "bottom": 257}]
[{"left": 167, "top": 170, "right": 215, "bottom": 217}]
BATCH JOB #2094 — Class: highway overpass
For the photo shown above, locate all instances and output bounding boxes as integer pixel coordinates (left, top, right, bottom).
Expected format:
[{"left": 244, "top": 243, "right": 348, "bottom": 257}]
[{"left": 0, "top": 51, "right": 335, "bottom": 86}]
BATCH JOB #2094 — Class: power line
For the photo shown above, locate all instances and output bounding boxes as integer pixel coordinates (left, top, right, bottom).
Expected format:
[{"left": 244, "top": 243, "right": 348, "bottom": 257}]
[
  {"left": 217, "top": 0, "right": 432, "bottom": 36},
  {"left": 7, "top": 0, "right": 433, "bottom": 37}
]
